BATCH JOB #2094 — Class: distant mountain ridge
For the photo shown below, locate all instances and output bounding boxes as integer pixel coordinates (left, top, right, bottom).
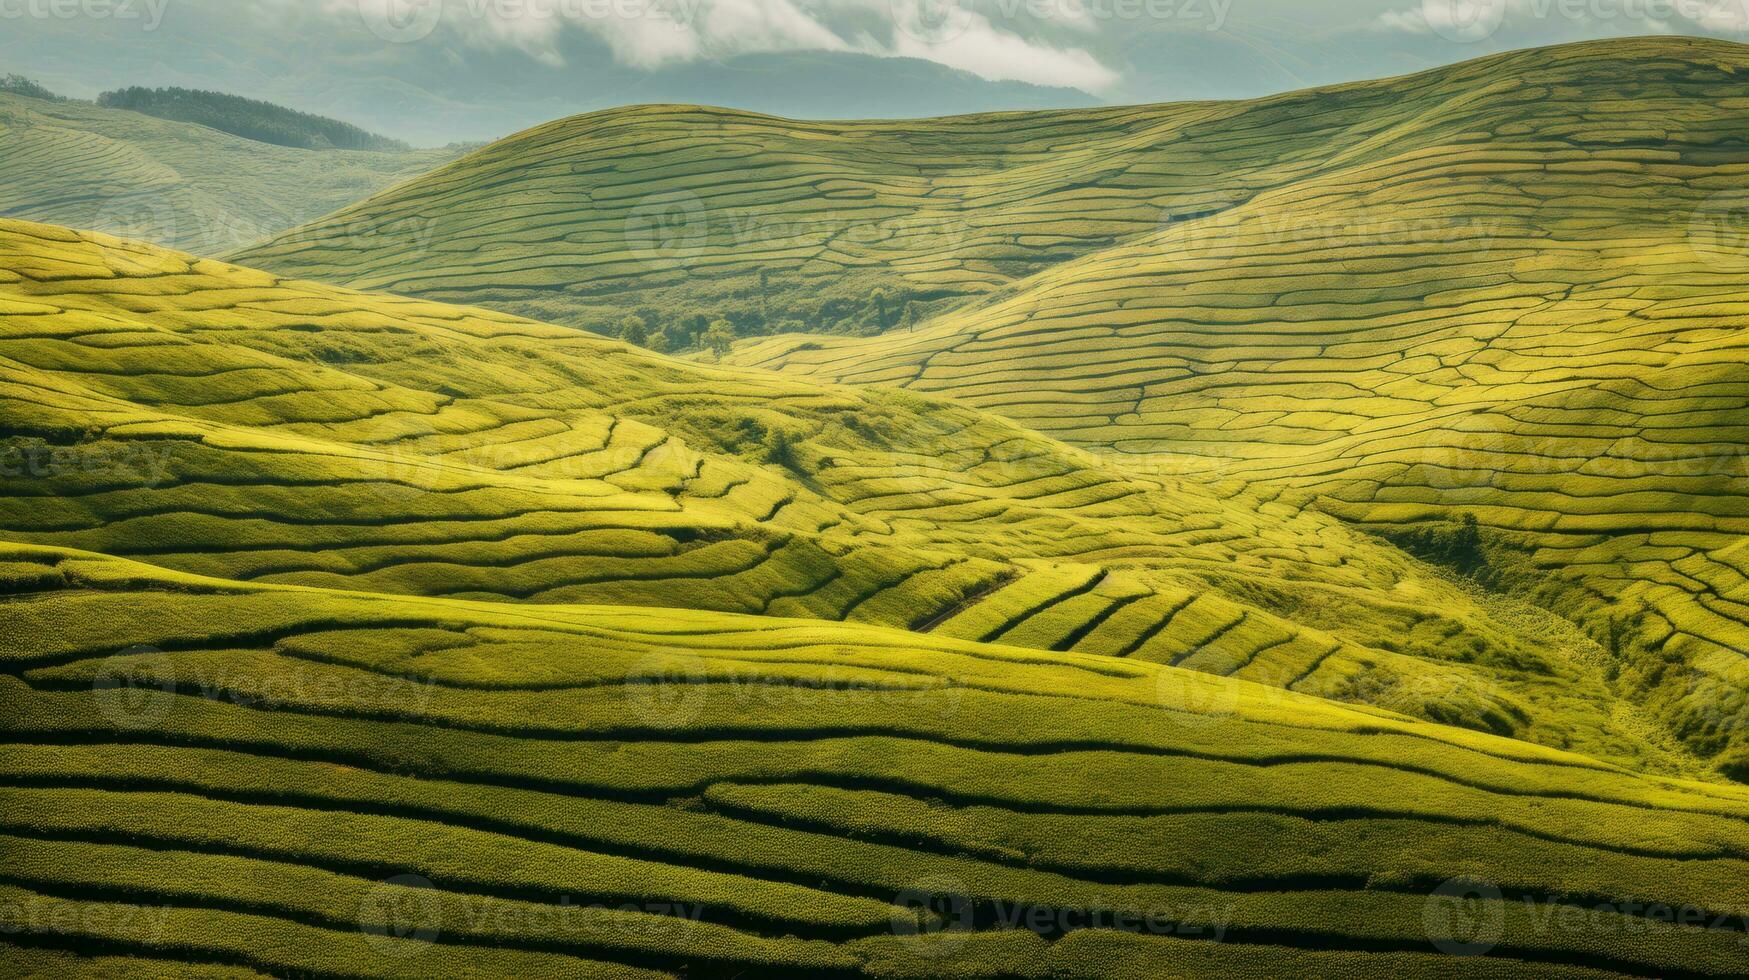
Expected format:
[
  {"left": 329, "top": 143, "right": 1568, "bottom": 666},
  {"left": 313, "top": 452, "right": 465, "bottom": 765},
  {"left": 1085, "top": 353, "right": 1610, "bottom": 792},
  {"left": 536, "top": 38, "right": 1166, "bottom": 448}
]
[
  {"left": 0, "top": 0, "right": 1105, "bottom": 147},
  {"left": 96, "top": 85, "right": 409, "bottom": 151}
]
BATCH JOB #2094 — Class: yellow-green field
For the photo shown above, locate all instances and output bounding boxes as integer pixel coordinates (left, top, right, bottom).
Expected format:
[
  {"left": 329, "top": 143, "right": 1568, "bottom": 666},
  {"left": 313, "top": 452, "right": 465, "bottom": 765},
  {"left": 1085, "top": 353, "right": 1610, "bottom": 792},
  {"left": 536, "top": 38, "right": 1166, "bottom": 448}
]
[
  {"left": 233, "top": 38, "right": 1743, "bottom": 343},
  {"left": 3, "top": 217, "right": 1717, "bottom": 780},
  {"left": 719, "top": 38, "right": 1749, "bottom": 779},
  {"left": 6, "top": 33, "right": 1749, "bottom": 979},
  {"left": 0, "top": 91, "right": 459, "bottom": 256},
  {"left": 222, "top": 36, "right": 1749, "bottom": 780},
  {"left": 3, "top": 544, "right": 1749, "bottom": 977},
  {"left": 236, "top": 35, "right": 1586, "bottom": 333}
]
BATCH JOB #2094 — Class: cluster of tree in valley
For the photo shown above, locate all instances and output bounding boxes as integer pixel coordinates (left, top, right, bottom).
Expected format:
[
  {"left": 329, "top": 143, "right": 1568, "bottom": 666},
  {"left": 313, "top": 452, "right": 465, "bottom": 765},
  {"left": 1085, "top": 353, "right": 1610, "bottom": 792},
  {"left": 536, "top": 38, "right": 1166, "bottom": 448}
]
[
  {"left": 96, "top": 86, "right": 409, "bottom": 151},
  {"left": 587, "top": 285, "right": 933, "bottom": 357}
]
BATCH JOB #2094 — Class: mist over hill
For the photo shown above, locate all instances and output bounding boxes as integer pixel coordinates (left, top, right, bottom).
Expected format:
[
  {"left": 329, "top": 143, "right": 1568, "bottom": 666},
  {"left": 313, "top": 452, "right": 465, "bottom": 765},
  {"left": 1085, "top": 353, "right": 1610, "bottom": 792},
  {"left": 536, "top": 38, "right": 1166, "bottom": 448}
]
[{"left": 0, "top": 88, "right": 460, "bottom": 254}]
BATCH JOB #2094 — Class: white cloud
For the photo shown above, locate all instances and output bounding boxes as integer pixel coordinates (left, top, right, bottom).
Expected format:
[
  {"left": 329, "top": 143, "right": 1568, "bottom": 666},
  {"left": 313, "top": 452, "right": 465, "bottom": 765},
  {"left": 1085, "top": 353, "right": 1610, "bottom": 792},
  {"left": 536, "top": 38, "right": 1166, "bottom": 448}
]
[
  {"left": 320, "top": 0, "right": 1117, "bottom": 91},
  {"left": 1372, "top": 0, "right": 1507, "bottom": 38},
  {"left": 697, "top": 0, "right": 853, "bottom": 56},
  {"left": 580, "top": 0, "right": 856, "bottom": 68},
  {"left": 1374, "top": 7, "right": 1432, "bottom": 32},
  {"left": 1373, "top": 0, "right": 1749, "bottom": 38},
  {"left": 1690, "top": 0, "right": 1749, "bottom": 31},
  {"left": 887, "top": 11, "right": 1120, "bottom": 89}
]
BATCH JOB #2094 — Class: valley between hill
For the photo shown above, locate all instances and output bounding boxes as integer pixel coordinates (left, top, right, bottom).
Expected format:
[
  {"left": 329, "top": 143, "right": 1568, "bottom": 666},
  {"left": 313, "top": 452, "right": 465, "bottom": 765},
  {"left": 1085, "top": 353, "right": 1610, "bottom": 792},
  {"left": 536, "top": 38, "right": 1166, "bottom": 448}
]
[{"left": 4, "top": 34, "right": 1749, "bottom": 979}]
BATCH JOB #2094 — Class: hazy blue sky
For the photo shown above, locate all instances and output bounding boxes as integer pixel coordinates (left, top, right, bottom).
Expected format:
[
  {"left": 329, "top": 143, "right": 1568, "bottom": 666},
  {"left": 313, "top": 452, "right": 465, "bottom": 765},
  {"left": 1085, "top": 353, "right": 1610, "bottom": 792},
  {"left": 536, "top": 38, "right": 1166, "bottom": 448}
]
[{"left": 3, "top": 0, "right": 1745, "bottom": 143}]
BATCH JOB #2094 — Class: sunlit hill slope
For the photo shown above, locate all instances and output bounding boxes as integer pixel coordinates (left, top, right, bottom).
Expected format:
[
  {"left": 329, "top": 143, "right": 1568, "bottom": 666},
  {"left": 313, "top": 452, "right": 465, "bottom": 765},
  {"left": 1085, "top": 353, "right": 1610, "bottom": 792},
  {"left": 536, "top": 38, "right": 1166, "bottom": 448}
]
[
  {"left": 1, "top": 218, "right": 1691, "bottom": 777},
  {"left": 4, "top": 222, "right": 1743, "bottom": 977},
  {"left": 722, "top": 37, "right": 1749, "bottom": 779},
  {"left": 5, "top": 544, "right": 1749, "bottom": 978},
  {"left": 235, "top": 37, "right": 1740, "bottom": 342},
  {"left": 223, "top": 35, "right": 1749, "bottom": 779},
  {"left": 6, "top": 34, "right": 1749, "bottom": 979}
]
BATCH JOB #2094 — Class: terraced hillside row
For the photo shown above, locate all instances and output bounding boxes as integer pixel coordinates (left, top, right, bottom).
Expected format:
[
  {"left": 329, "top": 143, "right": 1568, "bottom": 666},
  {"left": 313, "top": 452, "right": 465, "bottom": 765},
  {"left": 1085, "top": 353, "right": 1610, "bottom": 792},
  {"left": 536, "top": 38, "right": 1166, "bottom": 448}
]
[
  {"left": 726, "top": 37, "right": 1749, "bottom": 779},
  {"left": 0, "top": 90, "right": 459, "bottom": 255},
  {"left": 0, "top": 217, "right": 1705, "bottom": 777},
  {"left": 218, "top": 35, "right": 1749, "bottom": 775},
  {"left": 231, "top": 40, "right": 1695, "bottom": 334},
  {"left": 4, "top": 544, "right": 1749, "bottom": 978}
]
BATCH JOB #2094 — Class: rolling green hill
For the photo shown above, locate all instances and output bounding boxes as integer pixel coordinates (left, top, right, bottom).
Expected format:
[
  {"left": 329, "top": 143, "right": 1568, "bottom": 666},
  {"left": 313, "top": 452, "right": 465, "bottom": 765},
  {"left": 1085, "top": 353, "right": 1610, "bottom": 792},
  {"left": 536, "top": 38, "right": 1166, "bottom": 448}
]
[
  {"left": 5, "top": 217, "right": 1692, "bottom": 780},
  {"left": 234, "top": 46, "right": 1522, "bottom": 336},
  {"left": 233, "top": 37, "right": 1743, "bottom": 345},
  {"left": 0, "top": 89, "right": 459, "bottom": 256},
  {"left": 95, "top": 86, "right": 411, "bottom": 152},
  {"left": 226, "top": 35, "right": 1749, "bottom": 778},
  {"left": 721, "top": 37, "right": 1749, "bottom": 780},
  {"left": 8, "top": 35, "right": 1749, "bottom": 978},
  {"left": 3, "top": 543, "right": 1748, "bottom": 977}
]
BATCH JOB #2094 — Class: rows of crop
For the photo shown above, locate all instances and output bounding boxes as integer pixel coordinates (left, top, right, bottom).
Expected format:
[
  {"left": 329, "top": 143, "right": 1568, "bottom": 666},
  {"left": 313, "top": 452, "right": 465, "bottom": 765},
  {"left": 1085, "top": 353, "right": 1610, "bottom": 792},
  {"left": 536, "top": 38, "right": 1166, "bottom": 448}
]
[
  {"left": 17, "top": 737, "right": 1737, "bottom": 922},
  {"left": 0, "top": 217, "right": 1680, "bottom": 774},
  {"left": 231, "top": 41, "right": 1732, "bottom": 341},
  {"left": 2, "top": 555, "right": 1747, "bottom": 976},
  {"left": 8, "top": 552, "right": 1746, "bottom": 820},
  {"left": 728, "top": 40, "right": 1749, "bottom": 776}
]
